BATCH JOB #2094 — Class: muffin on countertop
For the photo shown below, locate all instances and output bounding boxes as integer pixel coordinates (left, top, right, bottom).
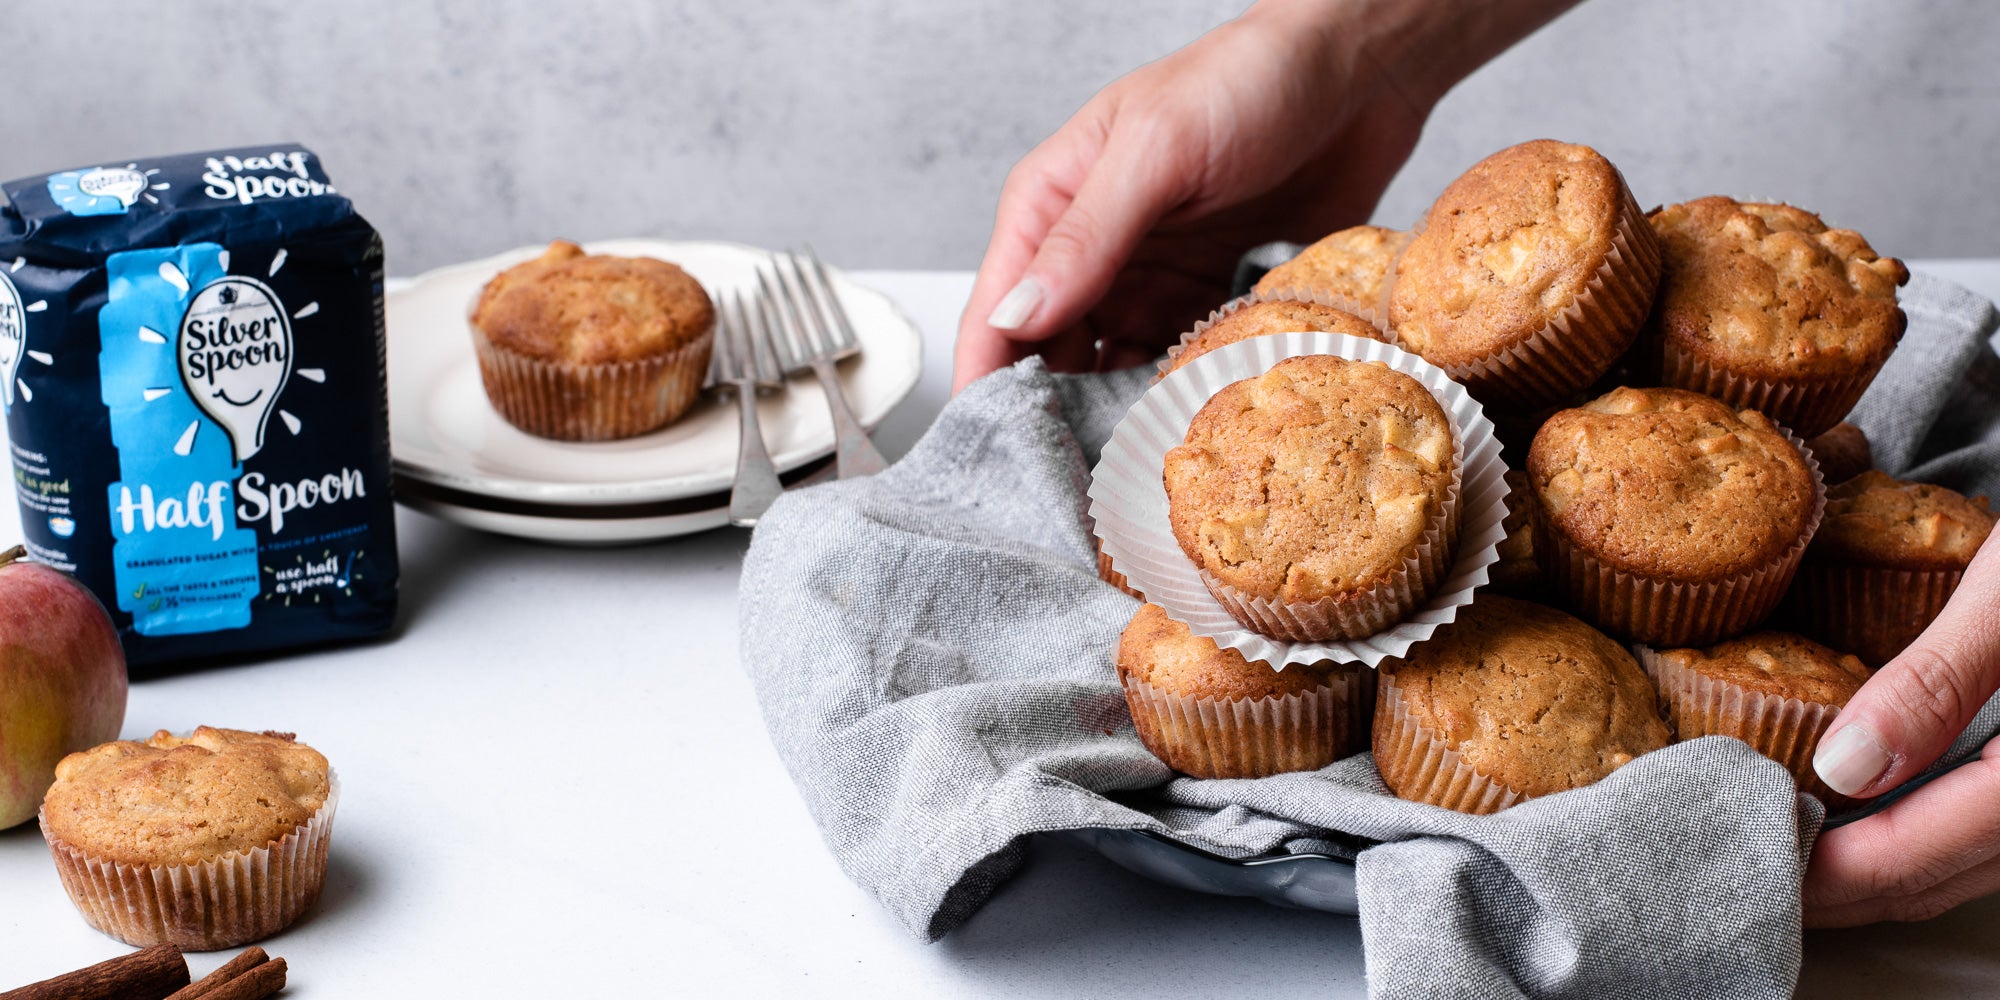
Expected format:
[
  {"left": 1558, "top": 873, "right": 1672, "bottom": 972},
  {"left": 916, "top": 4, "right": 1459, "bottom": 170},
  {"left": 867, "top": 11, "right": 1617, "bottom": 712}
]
[
  {"left": 1788, "top": 471, "right": 1995, "bottom": 665},
  {"left": 1163, "top": 299, "right": 1384, "bottom": 377},
  {"left": 1389, "top": 139, "right": 1661, "bottom": 409},
  {"left": 1117, "top": 603, "right": 1370, "bottom": 778},
  {"left": 1528, "top": 386, "right": 1821, "bottom": 644},
  {"left": 41, "top": 727, "right": 338, "bottom": 950},
  {"left": 1374, "top": 595, "right": 1671, "bottom": 814},
  {"left": 470, "top": 240, "right": 716, "bottom": 441},
  {"left": 1164, "top": 354, "right": 1459, "bottom": 640},
  {"left": 1252, "top": 225, "right": 1412, "bottom": 324},
  {"left": 1647, "top": 197, "right": 1908, "bottom": 436},
  {"left": 1643, "top": 631, "right": 1870, "bottom": 805}
]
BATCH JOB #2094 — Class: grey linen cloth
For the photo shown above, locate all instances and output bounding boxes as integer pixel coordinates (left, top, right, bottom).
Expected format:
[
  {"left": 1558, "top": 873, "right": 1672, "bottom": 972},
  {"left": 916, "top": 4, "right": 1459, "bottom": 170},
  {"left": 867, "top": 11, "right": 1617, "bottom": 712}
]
[{"left": 739, "top": 271, "right": 2000, "bottom": 999}]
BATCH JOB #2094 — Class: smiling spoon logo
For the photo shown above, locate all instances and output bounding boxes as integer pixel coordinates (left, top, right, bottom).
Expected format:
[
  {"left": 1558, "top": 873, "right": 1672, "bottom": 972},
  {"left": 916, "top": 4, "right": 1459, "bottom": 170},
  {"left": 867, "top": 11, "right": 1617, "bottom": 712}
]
[
  {"left": 177, "top": 275, "right": 293, "bottom": 462},
  {"left": 0, "top": 271, "right": 23, "bottom": 410}
]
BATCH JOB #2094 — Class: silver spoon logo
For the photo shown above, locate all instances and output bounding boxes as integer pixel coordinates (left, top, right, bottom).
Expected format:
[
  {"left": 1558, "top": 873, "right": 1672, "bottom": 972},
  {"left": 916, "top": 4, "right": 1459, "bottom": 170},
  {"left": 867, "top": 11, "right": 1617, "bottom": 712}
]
[
  {"left": 0, "top": 272, "right": 23, "bottom": 410},
  {"left": 178, "top": 276, "right": 293, "bottom": 462}
]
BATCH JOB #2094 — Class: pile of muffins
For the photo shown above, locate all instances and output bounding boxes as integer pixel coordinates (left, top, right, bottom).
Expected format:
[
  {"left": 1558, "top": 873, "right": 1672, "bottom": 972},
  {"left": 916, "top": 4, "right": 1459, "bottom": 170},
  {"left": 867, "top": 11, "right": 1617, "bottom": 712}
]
[{"left": 1105, "top": 139, "right": 1996, "bottom": 813}]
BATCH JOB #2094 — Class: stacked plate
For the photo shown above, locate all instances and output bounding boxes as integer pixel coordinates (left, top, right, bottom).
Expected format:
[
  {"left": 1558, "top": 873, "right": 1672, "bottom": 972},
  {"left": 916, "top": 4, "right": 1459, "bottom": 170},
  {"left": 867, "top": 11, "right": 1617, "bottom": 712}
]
[{"left": 386, "top": 239, "right": 924, "bottom": 544}]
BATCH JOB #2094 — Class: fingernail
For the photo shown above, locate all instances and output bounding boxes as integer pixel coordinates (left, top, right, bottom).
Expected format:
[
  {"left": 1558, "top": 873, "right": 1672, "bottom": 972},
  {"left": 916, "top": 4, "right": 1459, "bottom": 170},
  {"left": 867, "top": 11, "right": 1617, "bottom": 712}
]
[
  {"left": 1815, "top": 723, "right": 1891, "bottom": 796},
  {"left": 986, "top": 277, "right": 1043, "bottom": 331}
]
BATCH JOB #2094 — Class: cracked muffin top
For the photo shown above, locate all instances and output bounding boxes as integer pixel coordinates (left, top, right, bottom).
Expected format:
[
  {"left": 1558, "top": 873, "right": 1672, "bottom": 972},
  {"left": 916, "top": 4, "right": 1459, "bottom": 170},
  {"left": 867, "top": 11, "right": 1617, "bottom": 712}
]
[
  {"left": 472, "top": 240, "right": 714, "bottom": 365},
  {"left": 1164, "top": 354, "right": 1456, "bottom": 603},
  {"left": 1647, "top": 197, "right": 1907, "bottom": 379},
  {"left": 1810, "top": 470, "right": 1994, "bottom": 570},
  {"left": 1252, "top": 225, "right": 1412, "bottom": 312},
  {"left": 1528, "top": 386, "right": 1818, "bottom": 580},
  {"left": 1384, "top": 595, "right": 1670, "bottom": 796},
  {"left": 43, "top": 727, "right": 331, "bottom": 867},
  {"left": 1116, "top": 602, "right": 1348, "bottom": 701},
  {"left": 1164, "top": 299, "right": 1384, "bottom": 376},
  {"left": 1390, "top": 140, "right": 1643, "bottom": 365},
  {"left": 1651, "top": 631, "right": 1869, "bottom": 706}
]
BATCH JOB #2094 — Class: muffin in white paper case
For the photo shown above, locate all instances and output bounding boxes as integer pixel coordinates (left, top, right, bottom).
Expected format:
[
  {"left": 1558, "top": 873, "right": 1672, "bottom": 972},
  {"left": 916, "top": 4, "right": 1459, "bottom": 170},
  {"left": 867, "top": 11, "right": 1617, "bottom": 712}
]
[{"left": 1088, "top": 331, "right": 1509, "bottom": 668}]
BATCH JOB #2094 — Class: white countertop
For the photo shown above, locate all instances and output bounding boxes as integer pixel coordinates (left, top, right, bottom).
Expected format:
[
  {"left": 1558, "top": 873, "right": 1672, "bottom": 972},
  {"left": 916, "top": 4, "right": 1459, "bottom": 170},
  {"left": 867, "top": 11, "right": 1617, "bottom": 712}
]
[{"left": 3, "top": 263, "right": 1997, "bottom": 998}]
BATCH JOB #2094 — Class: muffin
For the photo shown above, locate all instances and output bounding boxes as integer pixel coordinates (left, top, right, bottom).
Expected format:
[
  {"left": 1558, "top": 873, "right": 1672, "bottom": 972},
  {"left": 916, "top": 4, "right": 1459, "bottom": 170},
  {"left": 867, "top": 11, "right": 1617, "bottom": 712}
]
[
  {"left": 1527, "top": 386, "right": 1823, "bottom": 645},
  {"left": 1646, "top": 197, "right": 1908, "bottom": 437},
  {"left": 1786, "top": 471, "right": 1995, "bottom": 665},
  {"left": 1164, "top": 354, "right": 1459, "bottom": 641},
  {"left": 1160, "top": 297, "right": 1385, "bottom": 379},
  {"left": 470, "top": 240, "right": 716, "bottom": 441},
  {"left": 1487, "top": 469, "right": 1541, "bottom": 596},
  {"left": 1094, "top": 537, "right": 1142, "bottom": 599},
  {"left": 1117, "top": 603, "right": 1371, "bottom": 778},
  {"left": 1373, "top": 595, "right": 1671, "bottom": 814},
  {"left": 1251, "top": 225, "right": 1413, "bottom": 328},
  {"left": 1805, "top": 421, "right": 1873, "bottom": 485},
  {"left": 40, "top": 727, "right": 337, "bottom": 950},
  {"left": 1389, "top": 140, "right": 1662, "bottom": 410},
  {"left": 1640, "top": 631, "right": 1869, "bottom": 805}
]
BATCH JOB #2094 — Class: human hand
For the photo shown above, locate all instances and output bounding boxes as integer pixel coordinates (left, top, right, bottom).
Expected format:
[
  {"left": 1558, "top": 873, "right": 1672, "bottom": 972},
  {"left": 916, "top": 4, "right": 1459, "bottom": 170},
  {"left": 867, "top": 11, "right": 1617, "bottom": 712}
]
[{"left": 1803, "top": 526, "right": 2000, "bottom": 926}]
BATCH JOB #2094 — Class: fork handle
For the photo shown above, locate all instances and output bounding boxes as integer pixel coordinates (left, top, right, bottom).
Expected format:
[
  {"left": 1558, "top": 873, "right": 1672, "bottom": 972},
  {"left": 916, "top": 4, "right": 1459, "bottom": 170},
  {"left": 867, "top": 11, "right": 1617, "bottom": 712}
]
[
  {"left": 810, "top": 357, "right": 887, "bottom": 478},
  {"left": 729, "top": 380, "right": 784, "bottom": 526}
]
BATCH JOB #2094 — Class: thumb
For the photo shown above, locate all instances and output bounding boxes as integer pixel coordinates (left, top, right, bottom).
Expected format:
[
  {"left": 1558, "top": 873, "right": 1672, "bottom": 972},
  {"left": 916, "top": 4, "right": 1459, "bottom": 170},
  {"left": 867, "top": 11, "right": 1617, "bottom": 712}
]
[
  {"left": 1815, "top": 529, "right": 2000, "bottom": 797},
  {"left": 981, "top": 128, "right": 1187, "bottom": 342}
]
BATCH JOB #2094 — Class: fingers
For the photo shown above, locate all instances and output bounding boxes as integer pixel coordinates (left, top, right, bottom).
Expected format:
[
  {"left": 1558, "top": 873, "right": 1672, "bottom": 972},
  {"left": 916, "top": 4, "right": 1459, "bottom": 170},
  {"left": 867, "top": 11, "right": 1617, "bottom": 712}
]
[
  {"left": 953, "top": 150, "right": 1078, "bottom": 392},
  {"left": 1814, "top": 529, "right": 2000, "bottom": 797},
  {"left": 1803, "top": 738, "right": 2000, "bottom": 925}
]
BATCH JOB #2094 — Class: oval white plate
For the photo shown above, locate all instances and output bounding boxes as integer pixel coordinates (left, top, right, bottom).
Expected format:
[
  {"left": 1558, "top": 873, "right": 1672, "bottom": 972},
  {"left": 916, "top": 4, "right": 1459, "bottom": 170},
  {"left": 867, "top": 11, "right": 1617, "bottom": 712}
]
[{"left": 385, "top": 238, "right": 923, "bottom": 508}]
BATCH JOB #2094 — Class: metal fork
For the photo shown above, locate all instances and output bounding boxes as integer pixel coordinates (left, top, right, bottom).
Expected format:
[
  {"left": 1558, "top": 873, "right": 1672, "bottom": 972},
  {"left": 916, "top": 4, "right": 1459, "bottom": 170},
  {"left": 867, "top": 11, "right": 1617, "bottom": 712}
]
[
  {"left": 759, "top": 249, "right": 887, "bottom": 478},
  {"left": 704, "top": 289, "right": 786, "bottom": 526}
]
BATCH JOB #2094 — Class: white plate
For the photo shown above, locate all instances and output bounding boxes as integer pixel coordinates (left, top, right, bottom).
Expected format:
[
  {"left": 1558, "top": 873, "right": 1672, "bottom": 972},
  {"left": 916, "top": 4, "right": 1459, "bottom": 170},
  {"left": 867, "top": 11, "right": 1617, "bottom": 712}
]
[{"left": 385, "top": 238, "right": 924, "bottom": 508}]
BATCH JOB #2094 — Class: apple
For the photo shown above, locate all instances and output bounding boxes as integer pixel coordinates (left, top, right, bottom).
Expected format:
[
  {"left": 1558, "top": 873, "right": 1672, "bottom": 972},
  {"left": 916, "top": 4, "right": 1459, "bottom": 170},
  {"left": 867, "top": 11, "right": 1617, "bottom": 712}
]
[{"left": 0, "top": 544, "right": 127, "bottom": 829}]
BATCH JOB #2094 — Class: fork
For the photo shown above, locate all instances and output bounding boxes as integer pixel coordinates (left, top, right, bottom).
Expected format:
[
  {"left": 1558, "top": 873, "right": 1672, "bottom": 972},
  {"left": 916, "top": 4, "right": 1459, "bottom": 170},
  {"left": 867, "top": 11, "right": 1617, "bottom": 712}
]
[
  {"left": 759, "top": 249, "right": 888, "bottom": 478},
  {"left": 704, "top": 288, "right": 786, "bottom": 526}
]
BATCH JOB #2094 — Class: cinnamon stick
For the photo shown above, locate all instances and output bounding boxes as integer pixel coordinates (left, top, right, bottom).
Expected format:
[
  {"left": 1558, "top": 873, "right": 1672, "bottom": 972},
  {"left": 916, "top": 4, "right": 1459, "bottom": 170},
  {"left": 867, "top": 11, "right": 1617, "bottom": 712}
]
[
  {"left": 0, "top": 944, "right": 189, "bottom": 1000},
  {"left": 189, "top": 958, "right": 283, "bottom": 1000},
  {"left": 162, "top": 948, "right": 268, "bottom": 1000}
]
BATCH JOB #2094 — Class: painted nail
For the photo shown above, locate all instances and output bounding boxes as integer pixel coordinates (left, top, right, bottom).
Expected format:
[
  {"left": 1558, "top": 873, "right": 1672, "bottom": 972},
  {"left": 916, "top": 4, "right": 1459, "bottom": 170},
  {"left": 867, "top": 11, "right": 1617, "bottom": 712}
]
[
  {"left": 986, "top": 277, "right": 1044, "bottom": 331},
  {"left": 1815, "top": 723, "right": 1891, "bottom": 796}
]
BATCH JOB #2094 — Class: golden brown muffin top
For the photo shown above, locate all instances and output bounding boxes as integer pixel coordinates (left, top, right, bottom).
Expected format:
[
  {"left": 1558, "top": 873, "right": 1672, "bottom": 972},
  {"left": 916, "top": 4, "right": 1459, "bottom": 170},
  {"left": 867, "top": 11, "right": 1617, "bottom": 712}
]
[
  {"left": 472, "top": 240, "right": 715, "bottom": 365},
  {"left": 1165, "top": 300, "right": 1384, "bottom": 376},
  {"left": 1386, "top": 595, "right": 1671, "bottom": 796},
  {"left": 1810, "top": 470, "right": 1994, "bottom": 569},
  {"left": 1165, "top": 355, "right": 1456, "bottom": 603},
  {"left": 1805, "top": 422, "right": 1873, "bottom": 486},
  {"left": 1252, "top": 225, "right": 1412, "bottom": 306},
  {"left": 1390, "top": 140, "right": 1631, "bottom": 364},
  {"left": 43, "top": 727, "right": 331, "bottom": 867},
  {"left": 1527, "top": 386, "right": 1817, "bottom": 580},
  {"left": 1654, "top": 631, "right": 1868, "bottom": 706},
  {"left": 1116, "top": 603, "right": 1345, "bottom": 701},
  {"left": 1648, "top": 197, "right": 1908, "bottom": 378}
]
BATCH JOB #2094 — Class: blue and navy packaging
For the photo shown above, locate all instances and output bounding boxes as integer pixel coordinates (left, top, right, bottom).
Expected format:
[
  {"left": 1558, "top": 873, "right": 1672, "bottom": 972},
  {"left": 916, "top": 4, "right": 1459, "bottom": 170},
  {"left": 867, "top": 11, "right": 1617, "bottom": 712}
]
[{"left": 0, "top": 145, "right": 398, "bottom": 668}]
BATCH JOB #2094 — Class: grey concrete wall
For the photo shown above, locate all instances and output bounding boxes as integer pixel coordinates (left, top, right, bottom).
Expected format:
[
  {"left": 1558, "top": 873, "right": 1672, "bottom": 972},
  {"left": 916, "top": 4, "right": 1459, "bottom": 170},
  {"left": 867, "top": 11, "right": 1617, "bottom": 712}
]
[{"left": 4, "top": 0, "right": 1994, "bottom": 274}]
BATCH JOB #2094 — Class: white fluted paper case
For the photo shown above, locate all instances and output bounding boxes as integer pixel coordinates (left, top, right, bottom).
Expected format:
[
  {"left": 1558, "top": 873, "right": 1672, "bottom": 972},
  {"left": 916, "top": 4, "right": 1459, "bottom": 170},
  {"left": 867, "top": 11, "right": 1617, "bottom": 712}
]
[
  {"left": 1088, "top": 330, "right": 1510, "bottom": 668},
  {"left": 1121, "top": 670, "right": 1374, "bottom": 779},
  {"left": 41, "top": 773, "right": 340, "bottom": 951},
  {"left": 1372, "top": 670, "right": 1525, "bottom": 815},
  {"left": 1637, "top": 646, "right": 1850, "bottom": 807}
]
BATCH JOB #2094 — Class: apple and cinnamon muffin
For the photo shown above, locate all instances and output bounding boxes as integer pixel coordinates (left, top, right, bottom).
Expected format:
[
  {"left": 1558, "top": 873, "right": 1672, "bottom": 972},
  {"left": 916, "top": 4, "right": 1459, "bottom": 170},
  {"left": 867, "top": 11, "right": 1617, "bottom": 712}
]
[
  {"left": 1527, "top": 386, "right": 1822, "bottom": 645},
  {"left": 1640, "top": 631, "right": 1869, "bottom": 806},
  {"left": 40, "top": 727, "right": 338, "bottom": 950},
  {"left": 1164, "top": 354, "right": 1459, "bottom": 641},
  {"left": 1374, "top": 596, "right": 1671, "bottom": 814},
  {"left": 1251, "top": 225, "right": 1412, "bottom": 328},
  {"left": 1389, "top": 140, "right": 1661, "bottom": 409},
  {"left": 471, "top": 240, "right": 715, "bottom": 440},
  {"left": 1646, "top": 197, "right": 1908, "bottom": 436},
  {"left": 1786, "top": 471, "right": 1995, "bottom": 665},
  {"left": 1117, "top": 602, "right": 1371, "bottom": 778},
  {"left": 1160, "top": 298, "right": 1385, "bottom": 378}
]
